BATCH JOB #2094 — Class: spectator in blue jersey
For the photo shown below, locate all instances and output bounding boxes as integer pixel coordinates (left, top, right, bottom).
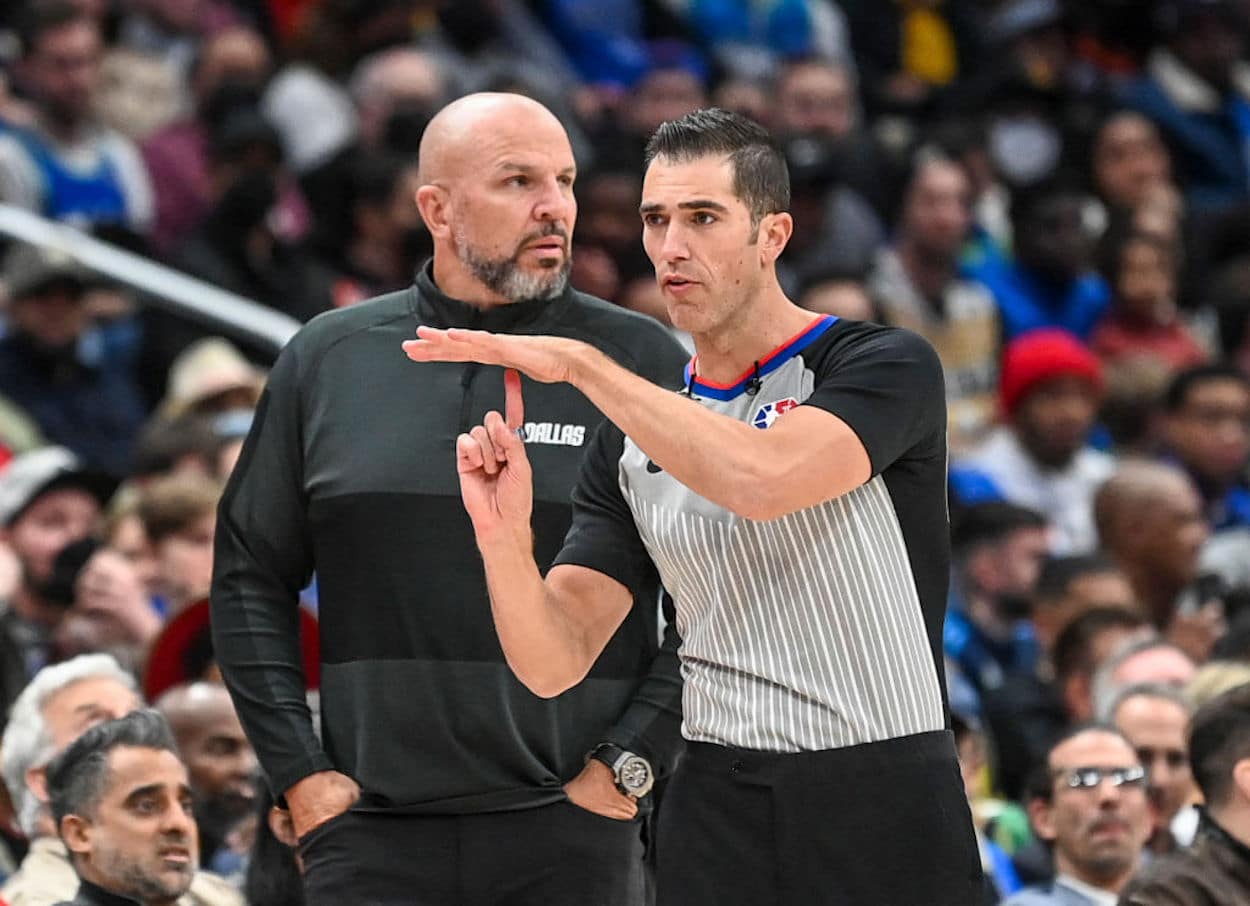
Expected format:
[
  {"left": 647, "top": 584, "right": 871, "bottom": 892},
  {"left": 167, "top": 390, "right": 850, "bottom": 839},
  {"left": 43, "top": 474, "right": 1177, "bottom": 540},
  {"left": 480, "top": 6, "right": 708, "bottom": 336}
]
[
  {"left": 967, "top": 177, "right": 1110, "bottom": 342},
  {"left": 944, "top": 502, "right": 1050, "bottom": 705},
  {"left": 0, "top": 2, "right": 152, "bottom": 233},
  {"left": 404, "top": 107, "right": 983, "bottom": 905},
  {"left": 1158, "top": 364, "right": 1250, "bottom": 532},
  {"left": 1120, "top": 0, "right": 1250, "bottom": 215}
]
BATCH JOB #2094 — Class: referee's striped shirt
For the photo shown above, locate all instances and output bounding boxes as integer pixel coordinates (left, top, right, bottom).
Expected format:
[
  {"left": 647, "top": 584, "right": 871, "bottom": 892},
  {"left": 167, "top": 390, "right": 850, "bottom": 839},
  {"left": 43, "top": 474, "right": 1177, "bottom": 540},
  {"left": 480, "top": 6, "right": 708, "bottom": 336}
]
[{"left": 556, "top": 316, "right": 950, "bottom": 752}]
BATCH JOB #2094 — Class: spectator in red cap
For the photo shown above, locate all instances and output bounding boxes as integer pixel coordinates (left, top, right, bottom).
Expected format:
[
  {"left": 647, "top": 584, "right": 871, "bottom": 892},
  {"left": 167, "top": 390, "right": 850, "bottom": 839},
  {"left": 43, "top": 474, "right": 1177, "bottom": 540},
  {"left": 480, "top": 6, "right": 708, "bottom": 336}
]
[{"left": 953, "top": 328, "right": 1114, "bottom": 554}]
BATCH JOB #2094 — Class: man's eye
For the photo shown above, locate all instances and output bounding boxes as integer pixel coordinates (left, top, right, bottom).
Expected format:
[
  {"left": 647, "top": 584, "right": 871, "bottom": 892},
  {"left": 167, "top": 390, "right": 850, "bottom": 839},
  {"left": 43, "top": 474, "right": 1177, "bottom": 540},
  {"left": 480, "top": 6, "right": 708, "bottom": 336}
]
[
  {"left": 507, "top": 176, "right": 529, "bottom": 187},
  {"left": 693, "top": 212, "right": 715, "bottom": 225},
  {"left": 643, "top": 214, "right": 666, "bottom": 226}
]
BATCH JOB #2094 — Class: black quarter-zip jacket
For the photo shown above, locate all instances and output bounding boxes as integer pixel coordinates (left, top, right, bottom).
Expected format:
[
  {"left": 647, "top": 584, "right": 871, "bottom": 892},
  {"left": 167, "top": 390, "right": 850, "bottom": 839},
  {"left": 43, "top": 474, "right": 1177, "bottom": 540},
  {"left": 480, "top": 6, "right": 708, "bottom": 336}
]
[{"left": 211, "top": 264, "right": 688, "bottom": 813}]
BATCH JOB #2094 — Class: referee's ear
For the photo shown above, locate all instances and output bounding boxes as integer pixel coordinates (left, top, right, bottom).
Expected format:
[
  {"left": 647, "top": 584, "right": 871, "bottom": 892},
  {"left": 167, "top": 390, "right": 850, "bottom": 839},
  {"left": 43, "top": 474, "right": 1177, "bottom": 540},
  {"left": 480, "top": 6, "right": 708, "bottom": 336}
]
[{"left": 757, "top": 211, "right": 793, "bottom": 265}]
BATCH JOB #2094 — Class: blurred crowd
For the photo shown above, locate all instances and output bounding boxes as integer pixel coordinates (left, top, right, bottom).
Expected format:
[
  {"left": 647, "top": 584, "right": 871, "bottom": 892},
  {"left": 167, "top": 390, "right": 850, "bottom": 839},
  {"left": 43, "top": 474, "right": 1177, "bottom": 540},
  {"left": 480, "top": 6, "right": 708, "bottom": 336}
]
[{"left": 0, "top": 0, "right": 1248, "bottom": 903}]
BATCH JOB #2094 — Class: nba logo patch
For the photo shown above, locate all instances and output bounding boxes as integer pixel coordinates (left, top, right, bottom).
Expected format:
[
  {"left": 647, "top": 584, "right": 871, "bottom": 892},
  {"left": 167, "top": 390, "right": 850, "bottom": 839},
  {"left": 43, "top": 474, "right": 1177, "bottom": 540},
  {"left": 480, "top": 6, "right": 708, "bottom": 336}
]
[{"left": 752, "top": 397, "right": 799, "bottom": 429}]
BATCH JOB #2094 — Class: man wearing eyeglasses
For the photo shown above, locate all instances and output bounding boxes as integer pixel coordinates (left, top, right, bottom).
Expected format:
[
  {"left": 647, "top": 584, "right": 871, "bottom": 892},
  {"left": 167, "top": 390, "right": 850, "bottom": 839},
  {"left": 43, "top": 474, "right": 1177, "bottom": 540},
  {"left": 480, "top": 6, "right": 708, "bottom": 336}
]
[{"left": 1004, "top": 726, "right": 1152, "bottom": 905}]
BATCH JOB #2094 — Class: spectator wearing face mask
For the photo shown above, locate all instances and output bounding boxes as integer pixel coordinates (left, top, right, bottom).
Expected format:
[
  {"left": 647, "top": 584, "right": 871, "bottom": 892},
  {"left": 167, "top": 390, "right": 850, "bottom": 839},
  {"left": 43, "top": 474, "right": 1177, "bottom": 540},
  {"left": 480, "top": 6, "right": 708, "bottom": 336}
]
[
  {"left": 172, "top": 107, "right": 333, "bottom": 326},
  {"left": 944, "top": 502, "right": 1051, "bottom": 707},
  {"left": 140, "top": 26, "right": 277, "bottom": 256}
]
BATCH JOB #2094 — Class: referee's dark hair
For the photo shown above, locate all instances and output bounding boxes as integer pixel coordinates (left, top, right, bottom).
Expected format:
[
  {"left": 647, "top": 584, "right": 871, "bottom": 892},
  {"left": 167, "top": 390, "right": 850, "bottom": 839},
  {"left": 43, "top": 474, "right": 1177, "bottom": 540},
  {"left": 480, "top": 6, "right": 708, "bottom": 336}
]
[
  {"left": 1188, "top": 683, "right": 1250, "bottom": 810},
  {"left": 644, "top": 108, "right": 790, "bottom": 232},
  {"left": 46, "top": 710, "right": 180, "bottom": 828}
]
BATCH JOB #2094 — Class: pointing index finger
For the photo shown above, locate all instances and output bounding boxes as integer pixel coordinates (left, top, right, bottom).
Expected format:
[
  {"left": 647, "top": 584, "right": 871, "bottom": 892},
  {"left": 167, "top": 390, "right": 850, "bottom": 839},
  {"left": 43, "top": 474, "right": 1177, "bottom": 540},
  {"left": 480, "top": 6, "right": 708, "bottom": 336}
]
[{"left": 504, "top": 368, "right": 524, "bottom": 431}]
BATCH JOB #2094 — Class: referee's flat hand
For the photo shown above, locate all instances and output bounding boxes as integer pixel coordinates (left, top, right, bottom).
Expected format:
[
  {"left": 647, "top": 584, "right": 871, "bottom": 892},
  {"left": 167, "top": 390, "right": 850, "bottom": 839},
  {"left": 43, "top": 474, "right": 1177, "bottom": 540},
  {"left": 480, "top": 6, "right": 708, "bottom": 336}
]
[{"left": 286, "top": 770, "right": 361, "bottom": 841}]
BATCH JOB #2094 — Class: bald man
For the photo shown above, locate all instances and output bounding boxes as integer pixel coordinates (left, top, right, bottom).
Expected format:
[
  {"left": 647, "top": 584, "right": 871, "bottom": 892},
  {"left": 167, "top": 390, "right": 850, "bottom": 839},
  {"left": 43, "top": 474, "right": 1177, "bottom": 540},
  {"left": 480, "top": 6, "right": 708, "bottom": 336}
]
[
  {"left": 211, "top": 93, "right": 689, "bottom": 904},
  {"left": 156, "top": 683, "right": 258, "bottom": 870},
  {"left": 1094, "top": 460, "right": 1223, "bottom": 660}
]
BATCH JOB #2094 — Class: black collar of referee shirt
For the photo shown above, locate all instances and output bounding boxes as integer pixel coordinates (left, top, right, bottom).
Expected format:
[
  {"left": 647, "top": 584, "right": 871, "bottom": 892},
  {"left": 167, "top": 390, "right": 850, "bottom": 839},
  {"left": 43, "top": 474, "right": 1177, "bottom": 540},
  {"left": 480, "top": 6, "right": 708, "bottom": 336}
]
[{"left": 412, "top": 260, "right": 572, "bottom": 331}]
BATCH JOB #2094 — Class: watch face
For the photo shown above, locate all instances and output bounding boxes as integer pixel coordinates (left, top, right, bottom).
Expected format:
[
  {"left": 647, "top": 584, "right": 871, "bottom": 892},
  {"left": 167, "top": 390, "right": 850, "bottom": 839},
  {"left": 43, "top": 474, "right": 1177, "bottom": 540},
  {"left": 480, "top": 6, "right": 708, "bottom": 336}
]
[{"left": 619, "top": 755, "right": 652, "bottom": 793}]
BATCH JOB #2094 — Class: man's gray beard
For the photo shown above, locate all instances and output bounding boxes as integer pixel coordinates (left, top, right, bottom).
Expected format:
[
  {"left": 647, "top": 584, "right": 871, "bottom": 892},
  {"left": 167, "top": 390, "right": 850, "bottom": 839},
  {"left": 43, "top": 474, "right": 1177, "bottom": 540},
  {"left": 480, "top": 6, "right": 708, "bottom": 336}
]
[
  {"left": 94, "top": 840, "right": 195, "bottom": 902},
  {"left": 454, "top": 227, "right": 570, "bottom": 303}
]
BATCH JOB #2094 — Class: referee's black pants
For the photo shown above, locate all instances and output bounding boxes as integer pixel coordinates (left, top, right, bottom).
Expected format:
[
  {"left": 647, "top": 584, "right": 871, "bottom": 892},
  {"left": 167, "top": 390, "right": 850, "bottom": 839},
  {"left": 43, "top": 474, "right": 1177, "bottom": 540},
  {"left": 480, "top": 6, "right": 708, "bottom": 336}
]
[
  {"left": 655, "top": 730, "right": 984, "bottom": 906},
  {"left": 298, "top": 800, "right": 647, "bottom": 905}
]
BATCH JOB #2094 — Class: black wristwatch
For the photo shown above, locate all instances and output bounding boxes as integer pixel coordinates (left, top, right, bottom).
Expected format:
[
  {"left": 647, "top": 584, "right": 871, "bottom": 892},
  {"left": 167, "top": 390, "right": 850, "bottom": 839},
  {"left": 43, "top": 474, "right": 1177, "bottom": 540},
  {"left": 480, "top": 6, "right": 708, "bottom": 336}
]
[{"left": 587, "top": 743, "right": 655, "bottom": 799}]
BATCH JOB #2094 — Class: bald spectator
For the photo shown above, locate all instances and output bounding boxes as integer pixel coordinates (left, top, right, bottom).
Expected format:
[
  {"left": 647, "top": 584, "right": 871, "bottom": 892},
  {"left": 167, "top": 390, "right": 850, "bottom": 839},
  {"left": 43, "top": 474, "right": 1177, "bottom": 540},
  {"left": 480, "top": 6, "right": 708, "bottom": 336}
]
[
  {"left": 141, "top": 26, "right": 274, "bottom": 255},
  {"left": 156, "top": 684, "right": 258, "bottom": 871},
  {"left": 1111, "top": 684, "right": 1196, "bottom": 853},
  {"left": 0, "top": 2, "right": 153, "bottom": 232},
  {"left": 348, "top": 48, "right": 447, "bottom": 152},
  {"left": 868, "top": 154, "right": 1001, "bottom": 454},
  {"left": 1006, "top": 726, "right": 1152, "bottom": 905},
  {"left": 1121, "top": 684, "right": 1250, "bottom": 904},
  {"left": 0, "top": 656, "right": 241, "bottom": 906},
  {"left": 1093, "top": 639, "right": 1197, "bottom": 721},
  {"left": 953, "top": 329, "right": 1113, "bottom": 554},
  {"left": 1094, "top": 460, "right": 1223, "bottom": 658}
]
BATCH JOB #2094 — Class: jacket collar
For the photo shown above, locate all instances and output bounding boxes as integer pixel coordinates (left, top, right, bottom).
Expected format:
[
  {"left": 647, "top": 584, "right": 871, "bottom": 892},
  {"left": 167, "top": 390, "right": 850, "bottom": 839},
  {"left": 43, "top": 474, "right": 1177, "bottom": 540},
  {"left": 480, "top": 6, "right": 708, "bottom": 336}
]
[
  {"left": 71, "top": 878, "right": 143, "bottom": 906},
  {"left": 411, "top": 260, "right": 571, "bottom": 331},
  {"left": 1200, "top": 809, "right": 1250, "bottom": 869}
]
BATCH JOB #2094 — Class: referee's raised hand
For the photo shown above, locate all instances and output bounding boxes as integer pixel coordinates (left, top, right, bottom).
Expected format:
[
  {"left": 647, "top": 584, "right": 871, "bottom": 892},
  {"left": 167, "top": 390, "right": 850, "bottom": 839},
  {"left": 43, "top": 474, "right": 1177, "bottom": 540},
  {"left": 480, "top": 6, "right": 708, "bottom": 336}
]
[{"left": 456, "top": 369, "right": 533, "bottom": 539}]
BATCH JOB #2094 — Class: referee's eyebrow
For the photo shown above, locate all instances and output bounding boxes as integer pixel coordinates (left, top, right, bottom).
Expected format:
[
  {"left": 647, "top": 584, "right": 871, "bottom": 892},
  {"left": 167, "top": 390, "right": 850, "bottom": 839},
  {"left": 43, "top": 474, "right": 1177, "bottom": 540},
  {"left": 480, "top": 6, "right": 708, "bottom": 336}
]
[{"left": 639, "top": 199, "right": 730, "bottom": 215}]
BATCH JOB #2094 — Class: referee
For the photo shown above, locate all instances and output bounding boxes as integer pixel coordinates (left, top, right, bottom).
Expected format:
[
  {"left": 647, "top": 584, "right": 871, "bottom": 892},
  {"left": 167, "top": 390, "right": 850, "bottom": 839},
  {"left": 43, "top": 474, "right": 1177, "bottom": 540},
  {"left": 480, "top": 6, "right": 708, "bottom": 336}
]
[{"left": 404, "top": 108, "right": 983, "bottom": 905}]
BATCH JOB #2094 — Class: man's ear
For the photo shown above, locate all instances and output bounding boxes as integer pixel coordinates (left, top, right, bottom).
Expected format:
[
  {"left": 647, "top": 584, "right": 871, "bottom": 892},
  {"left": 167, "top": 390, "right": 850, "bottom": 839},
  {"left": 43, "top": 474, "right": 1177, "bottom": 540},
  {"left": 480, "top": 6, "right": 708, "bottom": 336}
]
[
  {"left": 1231, "top": 757, "right": 1250, "bottom": 804},
  {"left": 415, "top": 184, "right": 451, "bottom": 239},
  {"left": 61, "top": 813, "right": 92, "bottom": 858},
  {"left": 757, "top": 212, "right": 793, "bottom": 263},
  {"left": 1027, "top": 795, "right": 1058, "bottom": 842},
  {"left": 26, "top": 765, "right": 48, "bottom": 803}
]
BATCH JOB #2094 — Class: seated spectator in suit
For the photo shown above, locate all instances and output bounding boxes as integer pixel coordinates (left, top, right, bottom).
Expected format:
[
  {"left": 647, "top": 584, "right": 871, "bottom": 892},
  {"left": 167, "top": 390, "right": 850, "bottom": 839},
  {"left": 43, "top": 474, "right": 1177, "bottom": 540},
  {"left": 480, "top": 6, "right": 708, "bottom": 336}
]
[{"left": 1004, "top": 725, "right": 1151, "bottom": 905}]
